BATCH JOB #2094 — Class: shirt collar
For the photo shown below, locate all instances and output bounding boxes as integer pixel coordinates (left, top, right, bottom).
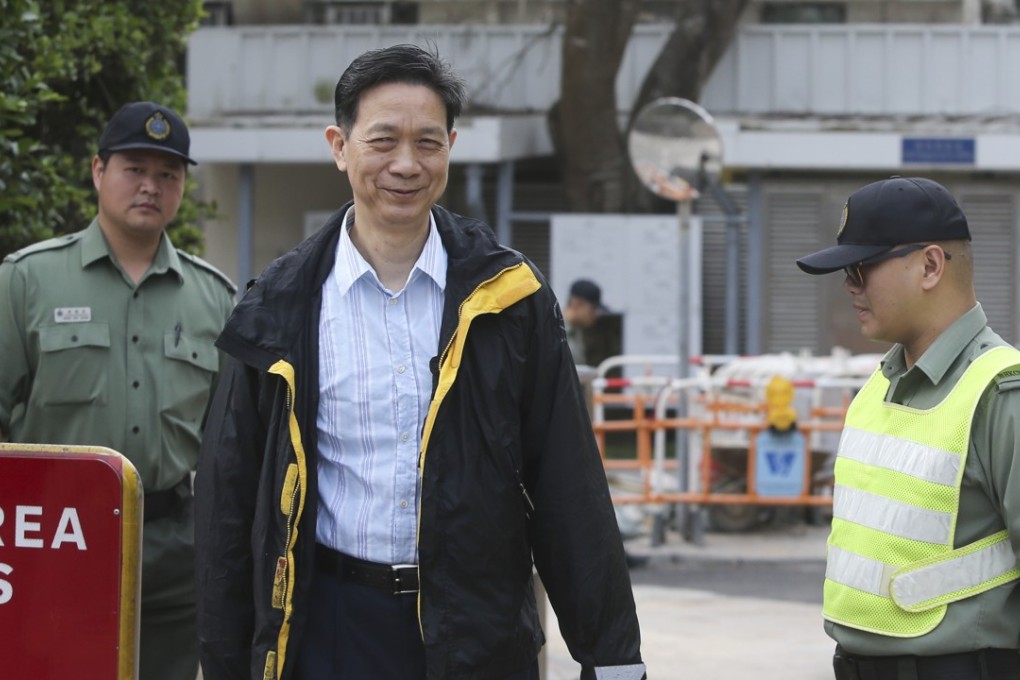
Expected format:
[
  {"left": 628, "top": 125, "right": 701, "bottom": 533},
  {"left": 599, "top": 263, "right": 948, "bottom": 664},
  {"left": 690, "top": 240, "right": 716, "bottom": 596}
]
[
  {"left": 81, "top": 218, "right": 183, "bottom": 281},
  {"left": 881, "top": 303, "right": 987, "bottom": 384},
  {"left": 333, "top": 207, "right": 447, "bottom": 297}
]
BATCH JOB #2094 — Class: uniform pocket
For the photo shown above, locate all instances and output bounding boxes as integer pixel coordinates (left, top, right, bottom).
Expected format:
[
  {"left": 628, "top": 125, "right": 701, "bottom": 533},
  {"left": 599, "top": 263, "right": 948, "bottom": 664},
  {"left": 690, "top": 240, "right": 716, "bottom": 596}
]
[
  {"left": 160, "top": 333, "right": 218, "bottom": 425},
  {"left": 36, "top": 323, "right": 111, "bottom": 405}
]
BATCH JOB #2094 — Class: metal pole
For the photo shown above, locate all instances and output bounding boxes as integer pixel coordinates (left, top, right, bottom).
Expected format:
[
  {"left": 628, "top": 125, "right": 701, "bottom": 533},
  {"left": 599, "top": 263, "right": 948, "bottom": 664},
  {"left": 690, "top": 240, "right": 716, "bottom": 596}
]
[
  {"left": 677, "top": 200, "right": 704, "bottom": 545},
  {"left": 746, "top": 171, "right": 764, "bottom": 355},
  {"left": 464, "top": 163, "right": 486, "bottom": 222},
  {"left": 237, "top": 163, "right": 254, "bottom": 295},
  {"left": 495, "top": 160, "right": 515, "bottom": 247},
  {"left": 706, "top": 178, "right": 742, "bottom": 356},
  {"left": 724, "top": 212, "right": 740, "bottom": 355},
  {"left": 677, "top": 199, "right": 690, "bottom": 381}
]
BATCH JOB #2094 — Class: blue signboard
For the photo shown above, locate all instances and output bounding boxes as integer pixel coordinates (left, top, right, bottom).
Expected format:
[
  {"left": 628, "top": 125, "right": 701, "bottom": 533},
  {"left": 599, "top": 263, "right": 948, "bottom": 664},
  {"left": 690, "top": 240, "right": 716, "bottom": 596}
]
[
  {"left": 902, "top": 137, "right": 975, "bottom": 165},
  {"left": 754, "top": 430, "right": 806, "bottom": 497}
]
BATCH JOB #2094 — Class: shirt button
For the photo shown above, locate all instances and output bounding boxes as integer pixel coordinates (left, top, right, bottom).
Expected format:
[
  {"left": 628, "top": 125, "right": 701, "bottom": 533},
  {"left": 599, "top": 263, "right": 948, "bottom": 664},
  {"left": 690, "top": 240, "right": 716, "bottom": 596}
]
[
  {"left": 397, "top": 364, "right": 406, "bottom": 374},
  {"left": 389, "top": 298, "right": 398, "bottom": 305},
  {"left": 132, "top": 335, "right": 139, "bottom": 344},
  {"left": 400, "top": 500, "right": 409, "bottom": 509},
  {"left": 400, "top": 433, "right": 410, "bottom": 443},
  {"left": 131, "top": 426, "right": 140, "bottom": 434},
  {"left": 132, "top": 292, "right": 139, "bottom": 299},
  {"left": 132, "top": 381, "right": 140, "bottom": 389}
]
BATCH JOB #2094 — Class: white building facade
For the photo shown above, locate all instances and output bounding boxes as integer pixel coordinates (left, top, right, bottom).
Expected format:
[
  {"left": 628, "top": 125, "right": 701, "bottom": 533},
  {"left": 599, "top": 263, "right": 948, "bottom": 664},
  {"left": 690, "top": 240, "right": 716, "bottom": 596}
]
[{"left": 188, "top": 0, "right": 1020, "bottom": 355}]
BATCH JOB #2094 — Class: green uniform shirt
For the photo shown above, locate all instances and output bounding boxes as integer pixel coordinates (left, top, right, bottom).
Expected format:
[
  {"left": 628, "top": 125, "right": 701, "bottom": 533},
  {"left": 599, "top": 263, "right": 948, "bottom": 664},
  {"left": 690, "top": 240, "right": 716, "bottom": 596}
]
[
  {"left": 827, "top": 303, "right": 1020, "bottom": 655},
  {"left": 0, "top": 219, "right": 236, "bottom": 492}
]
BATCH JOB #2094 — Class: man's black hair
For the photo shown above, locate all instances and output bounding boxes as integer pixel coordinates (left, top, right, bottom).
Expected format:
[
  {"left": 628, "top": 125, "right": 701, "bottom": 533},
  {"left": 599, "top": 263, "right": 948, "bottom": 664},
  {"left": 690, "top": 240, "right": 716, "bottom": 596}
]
[{"left": 333, "top": 43, "right": 467, "bottom": 134}]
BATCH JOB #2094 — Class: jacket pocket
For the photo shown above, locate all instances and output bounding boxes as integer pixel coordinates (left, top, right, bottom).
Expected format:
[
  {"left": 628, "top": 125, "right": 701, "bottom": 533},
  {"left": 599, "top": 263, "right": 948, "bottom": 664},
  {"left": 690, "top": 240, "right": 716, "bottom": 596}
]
[
  {"left": 36, "top": 323, "right": 111, "bottom": 405},
  {"left": 160, "top": 333, "right": 218, "bottom": 424}
]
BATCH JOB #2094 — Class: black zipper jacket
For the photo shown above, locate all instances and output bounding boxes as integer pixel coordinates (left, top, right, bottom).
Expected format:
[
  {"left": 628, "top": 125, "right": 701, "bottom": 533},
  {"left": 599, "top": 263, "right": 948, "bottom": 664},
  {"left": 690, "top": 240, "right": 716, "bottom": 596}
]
[{"left": 194, "top": 203, "right": 644, "bottom": 679}]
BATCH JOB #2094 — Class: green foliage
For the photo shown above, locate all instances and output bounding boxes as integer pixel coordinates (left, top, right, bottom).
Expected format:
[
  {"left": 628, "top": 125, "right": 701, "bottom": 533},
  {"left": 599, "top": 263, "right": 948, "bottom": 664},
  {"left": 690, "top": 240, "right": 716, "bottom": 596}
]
[{"left": 0, "top": 0, "right": 211, "bottom": 259}]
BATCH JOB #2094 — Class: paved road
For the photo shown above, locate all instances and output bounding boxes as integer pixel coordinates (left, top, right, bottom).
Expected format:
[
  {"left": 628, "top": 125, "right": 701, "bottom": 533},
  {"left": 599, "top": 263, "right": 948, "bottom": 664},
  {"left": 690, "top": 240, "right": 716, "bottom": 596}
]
[
  {"left": 543, "top": 526, "right": 834, "bottom": 680},
  {"left": 630, "top": 558, "right": 825, "bottom": 604}
]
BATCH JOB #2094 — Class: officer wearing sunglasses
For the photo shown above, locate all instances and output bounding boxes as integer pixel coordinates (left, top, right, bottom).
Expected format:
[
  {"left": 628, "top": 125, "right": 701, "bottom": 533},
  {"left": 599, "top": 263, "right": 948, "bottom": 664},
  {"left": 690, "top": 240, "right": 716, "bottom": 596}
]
[{"left": 797, "top": 177, "right": 1020, "bottom": 680}]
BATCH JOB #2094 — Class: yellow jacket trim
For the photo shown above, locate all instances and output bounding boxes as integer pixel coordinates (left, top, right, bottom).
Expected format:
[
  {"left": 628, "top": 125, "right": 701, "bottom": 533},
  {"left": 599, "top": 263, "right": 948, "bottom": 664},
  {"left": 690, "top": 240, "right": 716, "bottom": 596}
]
[
  {"left": 267, "top": 359, "right": 309, "bottom": 678},
  {"left": 415, "top": 262, "right": 542, "bottom": 629},
  {"left": 419, "top": 262, "right": 541, "bottom": 470}
]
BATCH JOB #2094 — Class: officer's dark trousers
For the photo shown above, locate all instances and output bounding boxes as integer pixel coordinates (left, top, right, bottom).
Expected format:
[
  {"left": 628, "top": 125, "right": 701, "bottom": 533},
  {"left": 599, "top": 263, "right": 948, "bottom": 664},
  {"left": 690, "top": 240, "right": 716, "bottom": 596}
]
[
  {"left": 293, "top": 567, "right": 541, "bottom": 679},
  {"left": 834, "top": 645, "right": 1020, "bottom": 680},
  {"left": 141, "top": 494, "right": 198, "bottom": 680}
]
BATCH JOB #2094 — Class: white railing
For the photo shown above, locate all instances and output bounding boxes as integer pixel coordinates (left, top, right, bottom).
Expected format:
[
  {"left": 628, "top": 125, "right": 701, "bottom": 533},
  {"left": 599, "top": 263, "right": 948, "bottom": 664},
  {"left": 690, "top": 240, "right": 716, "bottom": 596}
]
[
  {"left": 701, "top": 24, "right": 1020, "bottom": 116},
  {"left": 188, "top": 23, "right": 1020, "bottom": 119},
  {"left": 187, "top": 23, "right": 671, "bottom": 117}
]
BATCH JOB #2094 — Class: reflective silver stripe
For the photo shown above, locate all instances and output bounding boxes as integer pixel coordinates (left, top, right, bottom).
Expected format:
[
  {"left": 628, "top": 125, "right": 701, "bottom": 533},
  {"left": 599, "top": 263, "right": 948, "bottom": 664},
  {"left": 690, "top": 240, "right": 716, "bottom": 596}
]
[
  {"left": 826, "top": 545, "right": 892, "bottom": 597},
  {"left": 595, "top": 664, "right": 647, "bottom": 680},
  {"left": 838, "top": 426, "right": 960, "bottom": 486},
  {"left": 891, "top": 540, "right": 1020, "bottom": 610},
  {"left": 833, "top": 485, "right": 951, "bottom": 544}
]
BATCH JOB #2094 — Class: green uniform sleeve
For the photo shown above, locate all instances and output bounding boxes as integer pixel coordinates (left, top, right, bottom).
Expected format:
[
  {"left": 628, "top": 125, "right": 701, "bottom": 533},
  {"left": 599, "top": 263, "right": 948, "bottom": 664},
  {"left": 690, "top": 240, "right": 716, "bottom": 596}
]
[
  {"left": 971, "top": 377, "right": 1020, "bottom": 589},
  {"left": 0, "top": 262, "right": 29, "bottom": 439}
]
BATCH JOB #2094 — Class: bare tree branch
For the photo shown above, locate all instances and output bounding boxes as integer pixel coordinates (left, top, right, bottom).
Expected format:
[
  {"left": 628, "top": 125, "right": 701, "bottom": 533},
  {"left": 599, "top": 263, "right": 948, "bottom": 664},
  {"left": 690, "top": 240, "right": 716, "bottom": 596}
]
[{"left": 551, "top": 0, "right": 748, "bottom": 213}]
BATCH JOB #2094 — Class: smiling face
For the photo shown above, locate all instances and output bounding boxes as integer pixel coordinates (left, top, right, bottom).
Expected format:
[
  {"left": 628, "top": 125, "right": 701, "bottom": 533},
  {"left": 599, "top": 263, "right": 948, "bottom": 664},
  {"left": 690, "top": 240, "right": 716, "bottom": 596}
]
[
  {"left": 326, "top": 82, "right": 456, "bottom": 237},
  {"left": 92, "top": 150, "right": 186, "bottom": 244}
]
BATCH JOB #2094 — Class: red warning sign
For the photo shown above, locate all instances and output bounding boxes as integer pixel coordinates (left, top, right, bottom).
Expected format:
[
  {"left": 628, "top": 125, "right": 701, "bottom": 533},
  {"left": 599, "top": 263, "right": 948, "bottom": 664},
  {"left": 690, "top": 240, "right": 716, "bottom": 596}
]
[{"left": 0, "top": 444, "right": 141, "bottom": 680}]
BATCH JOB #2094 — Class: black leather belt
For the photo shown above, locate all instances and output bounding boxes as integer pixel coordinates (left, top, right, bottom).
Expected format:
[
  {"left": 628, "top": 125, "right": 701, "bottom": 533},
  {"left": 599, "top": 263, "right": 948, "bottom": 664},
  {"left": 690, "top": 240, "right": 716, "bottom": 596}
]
[
  {"left": 144, "top": 476, "right": 191, "bottom": 523},
  {"left": 834, "top": 646, "right": 1020, "bottom": 680},
  {"left": 315, "top": 544, "right": 419, "bottom": 595}
]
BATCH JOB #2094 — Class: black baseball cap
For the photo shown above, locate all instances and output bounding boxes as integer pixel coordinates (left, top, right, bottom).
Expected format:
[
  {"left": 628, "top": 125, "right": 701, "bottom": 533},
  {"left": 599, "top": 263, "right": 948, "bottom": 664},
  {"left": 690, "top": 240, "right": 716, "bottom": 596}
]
[
  {"left": 98, "top": 101, "right": 197, "bottom": 165},
  {"left": 796, "top": 177, "right": 969, "bottom": 275},
  {"left": 570, "top": 279, "right": 606, "bottom": 310}
]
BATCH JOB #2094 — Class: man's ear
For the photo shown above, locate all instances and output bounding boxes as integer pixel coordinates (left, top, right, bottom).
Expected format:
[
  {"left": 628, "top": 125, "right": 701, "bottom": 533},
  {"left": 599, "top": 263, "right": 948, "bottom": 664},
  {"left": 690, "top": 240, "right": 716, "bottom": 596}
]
[
  {"left": 325, "top": 126, "right": 347, "bottom": 172},
  {"left": 920, "top": 245, "right": 948, "bottom": 291},
  {"left": 91, "top": 155, "right": 105, "bottom": 192}
]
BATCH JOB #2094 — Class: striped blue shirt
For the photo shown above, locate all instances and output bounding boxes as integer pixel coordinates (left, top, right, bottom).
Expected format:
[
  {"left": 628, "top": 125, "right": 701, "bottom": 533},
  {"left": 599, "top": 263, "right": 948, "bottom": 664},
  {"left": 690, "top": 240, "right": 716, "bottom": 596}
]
[{"left": 316, "top": 207, "right": 446, "bottom": 564}]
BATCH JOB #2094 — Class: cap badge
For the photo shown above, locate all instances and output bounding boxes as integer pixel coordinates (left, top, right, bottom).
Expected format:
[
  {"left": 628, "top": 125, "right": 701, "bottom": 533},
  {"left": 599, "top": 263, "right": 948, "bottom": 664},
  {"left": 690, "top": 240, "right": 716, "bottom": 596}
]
[
  {"left": 836, "top": 203, "right": 848, "bottom": 239},
  {"left": 145, "top": 112, "right": 171, "bottom": 141}
]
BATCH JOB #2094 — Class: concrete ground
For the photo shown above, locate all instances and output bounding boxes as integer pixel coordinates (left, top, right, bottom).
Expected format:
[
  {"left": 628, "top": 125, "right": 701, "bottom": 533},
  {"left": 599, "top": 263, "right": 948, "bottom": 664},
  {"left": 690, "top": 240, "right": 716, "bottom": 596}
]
[{"left": 542, "top": 523, "right": 834, "bottom": 680}]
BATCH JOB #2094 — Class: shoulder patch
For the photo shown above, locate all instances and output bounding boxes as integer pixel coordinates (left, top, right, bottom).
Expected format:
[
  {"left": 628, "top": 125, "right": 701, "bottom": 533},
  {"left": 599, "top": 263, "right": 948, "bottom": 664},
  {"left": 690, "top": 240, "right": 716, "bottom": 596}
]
[
  {"left": 4, "top": 232, "right": 81, "bottom": 263},
  {"left": 994, "top": 368, "right": 1020, "bottom": 393},
  {"left": 177, "top": 250, "right": 238, "bottom": 295}
]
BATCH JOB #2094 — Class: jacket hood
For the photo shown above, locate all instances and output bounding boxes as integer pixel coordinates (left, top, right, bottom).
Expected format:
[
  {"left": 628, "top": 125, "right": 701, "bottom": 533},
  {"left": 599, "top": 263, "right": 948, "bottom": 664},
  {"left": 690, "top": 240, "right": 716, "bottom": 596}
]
[{"left": 216, "top": 202, "right": 525, "bottom": 369}]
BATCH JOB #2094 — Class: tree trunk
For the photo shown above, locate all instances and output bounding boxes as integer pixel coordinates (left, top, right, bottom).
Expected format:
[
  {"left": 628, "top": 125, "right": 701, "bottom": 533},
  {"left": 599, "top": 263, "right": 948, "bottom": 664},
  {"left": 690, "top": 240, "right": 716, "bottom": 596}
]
[
  {"left": 631, "top": 0, "right": 750, "bottom": 126},
  {"left": 553, "top": 0, "right": 642, "bottom": 212},
  {"left": 553, "top": 0, "right": 749, "bottom": 213}
]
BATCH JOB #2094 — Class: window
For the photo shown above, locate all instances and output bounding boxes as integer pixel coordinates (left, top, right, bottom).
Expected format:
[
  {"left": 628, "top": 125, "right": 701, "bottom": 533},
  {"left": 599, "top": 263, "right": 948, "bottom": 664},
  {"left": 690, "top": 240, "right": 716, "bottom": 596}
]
[{"left": 761, "top": 2, "right": 846, "bottom": 23}]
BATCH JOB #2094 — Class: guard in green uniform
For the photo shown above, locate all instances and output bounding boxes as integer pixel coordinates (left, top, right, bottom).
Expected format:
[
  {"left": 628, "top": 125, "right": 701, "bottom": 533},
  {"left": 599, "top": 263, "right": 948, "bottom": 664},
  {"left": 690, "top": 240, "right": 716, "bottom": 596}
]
[
  {"left": 797, "top": 177, "right": 1020, "bottom": 680},
  {"left": 0, "top": 101, "right": 236, "bottom": 680}
]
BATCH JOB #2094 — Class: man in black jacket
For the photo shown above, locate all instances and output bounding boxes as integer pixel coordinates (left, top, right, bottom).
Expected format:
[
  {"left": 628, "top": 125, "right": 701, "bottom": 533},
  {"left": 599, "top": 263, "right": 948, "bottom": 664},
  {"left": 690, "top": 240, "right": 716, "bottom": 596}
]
[{"left": 194, "top": 44, "right": 644, "bottom": 680}]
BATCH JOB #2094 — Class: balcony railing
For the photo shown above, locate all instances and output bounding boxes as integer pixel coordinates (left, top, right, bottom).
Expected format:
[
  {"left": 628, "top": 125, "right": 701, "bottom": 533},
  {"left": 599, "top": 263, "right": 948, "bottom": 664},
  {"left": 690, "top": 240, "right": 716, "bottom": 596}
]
[
  {"left": 186, "top": 24, "right": 671, "bottom": 118},
  {"left": 702, "top": 24, "right": 1020, "bottom": 117},
  {"left": 187, "top": 23, "right": 1020, "bottom": 121}
]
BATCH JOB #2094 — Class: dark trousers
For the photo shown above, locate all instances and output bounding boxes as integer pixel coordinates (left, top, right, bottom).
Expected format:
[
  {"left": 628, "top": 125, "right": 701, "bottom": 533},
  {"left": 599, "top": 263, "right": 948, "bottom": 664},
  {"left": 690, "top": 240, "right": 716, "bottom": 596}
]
[
  {"left": 834, "top": 646, "right": 1020, "bottom": 680},
  {"left": 293, "top": 566, "right": 541, "bottom": 680},
  {"left": 140, "top": 493, "right": 198, "bottom": 680}
]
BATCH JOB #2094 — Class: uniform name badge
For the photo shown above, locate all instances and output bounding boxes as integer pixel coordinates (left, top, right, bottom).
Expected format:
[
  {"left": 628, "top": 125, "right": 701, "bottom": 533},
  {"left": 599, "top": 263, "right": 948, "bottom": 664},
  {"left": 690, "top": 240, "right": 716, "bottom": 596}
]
[{"left": 54, "top": 307, "right": 92, "bottom": 323}]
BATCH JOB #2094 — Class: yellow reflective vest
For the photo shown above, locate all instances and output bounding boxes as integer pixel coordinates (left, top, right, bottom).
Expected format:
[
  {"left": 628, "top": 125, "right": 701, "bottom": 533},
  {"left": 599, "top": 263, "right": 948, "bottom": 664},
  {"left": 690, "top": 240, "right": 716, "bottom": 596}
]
[{"left": 823, "top": 346, "right": 1020, "bottom": 637}]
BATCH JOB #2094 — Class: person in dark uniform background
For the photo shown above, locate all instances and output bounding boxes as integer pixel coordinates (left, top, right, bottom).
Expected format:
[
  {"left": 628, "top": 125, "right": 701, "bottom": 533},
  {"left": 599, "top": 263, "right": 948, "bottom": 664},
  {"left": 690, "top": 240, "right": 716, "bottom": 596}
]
[
  {"left": 564, "top": 278, "right": 603, "bottom": 366},
  {"left": 0, "top": 101, "right": 236, "bottom": 680}
]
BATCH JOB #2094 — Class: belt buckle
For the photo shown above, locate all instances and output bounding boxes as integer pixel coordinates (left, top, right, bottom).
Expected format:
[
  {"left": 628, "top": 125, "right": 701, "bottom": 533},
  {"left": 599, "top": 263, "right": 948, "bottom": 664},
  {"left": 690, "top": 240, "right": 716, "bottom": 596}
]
[{"left": 391, "top": 563, "right": 418, "bottom": 595}]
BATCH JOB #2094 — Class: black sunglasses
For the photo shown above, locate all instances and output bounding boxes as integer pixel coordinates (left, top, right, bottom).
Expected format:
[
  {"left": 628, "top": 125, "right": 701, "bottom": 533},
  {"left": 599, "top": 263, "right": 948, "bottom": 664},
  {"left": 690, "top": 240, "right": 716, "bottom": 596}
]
[{"left": 844, "top": 244, "right": 952, "bottom": 289}]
